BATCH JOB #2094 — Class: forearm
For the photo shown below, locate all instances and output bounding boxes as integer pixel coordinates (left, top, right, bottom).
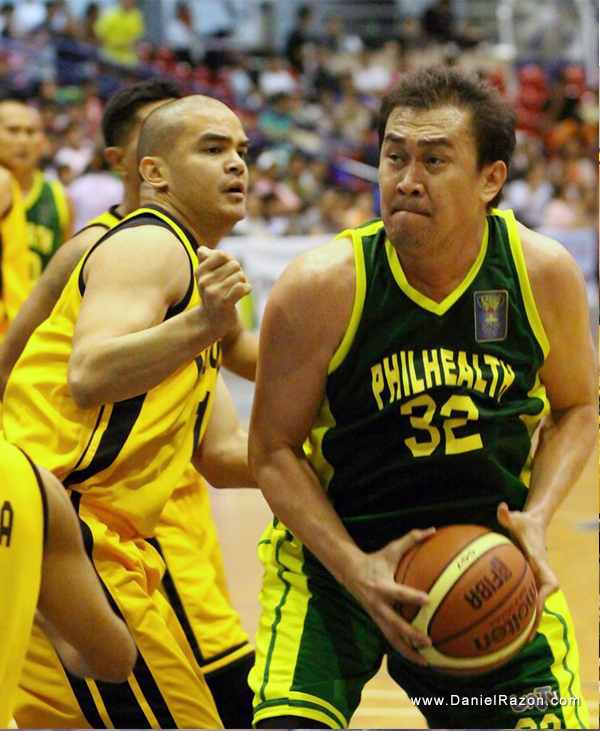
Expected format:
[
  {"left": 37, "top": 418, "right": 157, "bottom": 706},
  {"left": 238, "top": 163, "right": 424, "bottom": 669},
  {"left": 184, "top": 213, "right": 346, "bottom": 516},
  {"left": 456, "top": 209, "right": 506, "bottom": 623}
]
[
  {"left": 524, "top": 404, "right": 597, "bottom": 524},
  {"left": 194, "top": 428, "right": 257, "bottom": 488},
  {"left": 69, "top": 308, "right": 219, "bottom": 407},
  {"left": 221, "top": 325, "right": 258, "bottom": 381},
  {"left": 252, "top": 445, "right": 366, "bottom": 587}
]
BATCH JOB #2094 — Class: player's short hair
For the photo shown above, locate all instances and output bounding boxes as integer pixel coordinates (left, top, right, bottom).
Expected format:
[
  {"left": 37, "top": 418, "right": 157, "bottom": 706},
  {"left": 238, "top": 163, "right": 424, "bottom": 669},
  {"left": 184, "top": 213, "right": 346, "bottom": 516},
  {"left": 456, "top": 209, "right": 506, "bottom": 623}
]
[
  {"left": 102, "top": 78, "right": 184, "bottom": 148},
  {"left": 378, "top": 67, "right": 516, "bottom": 207}
]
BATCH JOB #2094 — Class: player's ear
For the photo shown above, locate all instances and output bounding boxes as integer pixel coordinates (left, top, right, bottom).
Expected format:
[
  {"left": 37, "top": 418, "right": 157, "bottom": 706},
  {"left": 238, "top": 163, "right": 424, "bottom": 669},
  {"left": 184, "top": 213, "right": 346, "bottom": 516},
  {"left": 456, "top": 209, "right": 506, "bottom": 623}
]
[
  {"left": 139, "top": 155, "right": 168, "bottom": 190},
  {"left": 480, "top": 160, "right": 507, "bottom": 207},
  {"left": 104, "top": 146, "right": 124, "bottom": 174}
]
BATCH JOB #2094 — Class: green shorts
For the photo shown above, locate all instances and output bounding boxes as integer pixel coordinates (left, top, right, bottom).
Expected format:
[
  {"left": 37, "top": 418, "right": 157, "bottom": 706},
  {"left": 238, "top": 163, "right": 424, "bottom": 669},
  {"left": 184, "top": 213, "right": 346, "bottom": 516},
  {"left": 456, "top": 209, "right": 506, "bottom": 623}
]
[{"left": 249, "top": 520, "right": 589, "bottom": 730}]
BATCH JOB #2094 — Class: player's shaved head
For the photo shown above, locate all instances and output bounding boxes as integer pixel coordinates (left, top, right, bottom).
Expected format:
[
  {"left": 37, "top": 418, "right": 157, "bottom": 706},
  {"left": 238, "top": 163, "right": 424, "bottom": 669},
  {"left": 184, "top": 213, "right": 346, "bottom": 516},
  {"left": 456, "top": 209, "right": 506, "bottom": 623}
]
[
  {"left": 0, "top": 100, "right": 41, "bottom": 127},
  {"left": 137, "top": 95, "right": 234, "bottom": 164}
]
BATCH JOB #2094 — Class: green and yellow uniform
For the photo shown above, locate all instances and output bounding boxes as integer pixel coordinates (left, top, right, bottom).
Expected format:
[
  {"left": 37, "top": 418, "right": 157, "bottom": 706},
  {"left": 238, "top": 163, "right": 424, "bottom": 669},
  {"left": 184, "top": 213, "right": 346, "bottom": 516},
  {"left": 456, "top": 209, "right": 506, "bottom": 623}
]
[
  {"left": 250, "top": 210, "right": 588, "bottom": 729},
  {"left": 24, "top": 171, "right": 69, "bottom": 280},
  {"left": 4, "top": 205, "right": 222, "bottom": 729},
  {"left": 0, "top": 439, "right": 46, "bottom": 728}
]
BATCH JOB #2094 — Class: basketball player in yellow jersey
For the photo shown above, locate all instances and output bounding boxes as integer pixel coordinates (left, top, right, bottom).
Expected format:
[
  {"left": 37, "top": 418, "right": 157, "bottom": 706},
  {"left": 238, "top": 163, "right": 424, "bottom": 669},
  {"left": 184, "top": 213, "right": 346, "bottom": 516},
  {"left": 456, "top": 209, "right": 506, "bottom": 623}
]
[
  {"left": 3, "top": 95, "right": 254, "bottom": 729},
  {"left": 0, "top": 163, "right": 28, "bottom": 339},
  {"left": 0, "top": 438, "right": 137, "bottom": 727},
  {"left": 0, "top": 102, "right": 72, "bottom": 281},
  {"left": 0, "top": 80, "right": 258, "bottom": 727}
]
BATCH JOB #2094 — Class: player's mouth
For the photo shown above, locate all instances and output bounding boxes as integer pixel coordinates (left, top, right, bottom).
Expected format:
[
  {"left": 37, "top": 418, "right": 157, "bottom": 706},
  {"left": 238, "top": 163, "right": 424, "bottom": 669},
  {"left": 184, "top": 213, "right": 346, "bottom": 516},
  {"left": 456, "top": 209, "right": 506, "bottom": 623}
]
[{"left": 224, "top": 182, "right": 246, "bottom": 199}]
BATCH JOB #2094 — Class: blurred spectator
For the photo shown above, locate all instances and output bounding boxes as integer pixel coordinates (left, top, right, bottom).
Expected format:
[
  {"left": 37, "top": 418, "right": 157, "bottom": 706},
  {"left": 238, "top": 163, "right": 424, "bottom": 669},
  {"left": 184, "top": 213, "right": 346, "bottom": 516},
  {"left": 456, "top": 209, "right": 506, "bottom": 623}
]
[
  {"left": 253, "top": 151, "right": 301, "bottom": 215},
  {"left": 42, "top": 0, "right": 73, "bottom": 38},
  {"left": 94, "top": 0, "right": 145, "bottom": 67},
  {"left": 343, "top": 189, "right": 377, "bottom": 229},
  {"left": 12, "top": 0, "right": 45, "bottom": 38},
  {"left": 259, "top": 56, "right": 297, "bottom": 99},
  {"left": 53, "top": 121, "right": 93, "bottom": 177},
  {"left": 502, "top": 160, "right": 554, "bottom": 228},
  {"left": 78, "top": 1, "right": 99, "bottom": 45},
  {"left": 333, "top": 91, "right": 374, "bottom": 143},
  {"left": 299, "top": 187, "right": 346, "bottom": 234},
  {"left": 165, "top": 1, "right": 204, "bottom": 66},
  {"left": 68, "top": 146, "right": 123, "bottom": 230},
  {"left": 352, "top": 49, "right": 393, "bottom": 95},
  {"left": 421, "top": 0, "right": 485, "bottom": 49},
  {"left": 541, "top": 183, "right": 587, "bottom": 229},
  {"left": 285, "top": 4, "right": 312, "bottom": 73},
  {"left": 323, "top": 16, "right": 363, "bottom": 55},
  {"left": 0, "top": 3, "right": 15, "bottom": 39}
]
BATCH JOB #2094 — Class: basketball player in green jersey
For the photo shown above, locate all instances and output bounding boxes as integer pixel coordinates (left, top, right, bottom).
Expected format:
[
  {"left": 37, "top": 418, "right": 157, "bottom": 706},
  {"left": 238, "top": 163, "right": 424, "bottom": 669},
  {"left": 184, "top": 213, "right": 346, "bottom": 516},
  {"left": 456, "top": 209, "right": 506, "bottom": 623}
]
[
  {"left": 0, "top": 101, "right": 72, "bottom": 281},
  {"left": 249, "top": 67, "right": 596, "bottom": 729}
]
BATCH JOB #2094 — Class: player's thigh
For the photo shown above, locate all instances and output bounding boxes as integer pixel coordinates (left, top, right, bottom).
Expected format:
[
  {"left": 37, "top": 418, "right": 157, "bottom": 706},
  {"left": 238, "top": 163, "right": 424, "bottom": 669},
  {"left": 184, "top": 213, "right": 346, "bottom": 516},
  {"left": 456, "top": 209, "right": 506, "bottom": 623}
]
[
  {"left": 250, "top": 521, "right": 384, "bottom": 730},
  {"left": 387, "top": 590, "right": 588, "bottom": 729}
]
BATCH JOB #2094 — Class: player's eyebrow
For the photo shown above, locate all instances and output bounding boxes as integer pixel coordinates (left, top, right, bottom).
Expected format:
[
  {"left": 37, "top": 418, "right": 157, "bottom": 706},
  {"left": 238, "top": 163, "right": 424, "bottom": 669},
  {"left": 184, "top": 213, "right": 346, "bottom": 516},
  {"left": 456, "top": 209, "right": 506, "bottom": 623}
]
[
  {"left": 384, "top": 132, "right": 455, "bottom": 148},
  {"left": 198, "top": 132, "right": 250, "bottom": 147}
]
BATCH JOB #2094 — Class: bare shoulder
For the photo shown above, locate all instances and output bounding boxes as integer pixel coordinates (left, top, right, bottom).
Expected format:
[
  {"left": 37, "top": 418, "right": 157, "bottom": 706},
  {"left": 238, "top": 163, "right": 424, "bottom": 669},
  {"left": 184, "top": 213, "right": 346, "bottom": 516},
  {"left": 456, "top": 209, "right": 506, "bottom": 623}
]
[
  {"left": 85, "top": 223, "right": 189, "bottom": 277},
  {"left": 518, "top": 223, "right": 585, "bottom": 298},
  {"left": 273, "top": 235, "right": 355, "bottom": 314},
  {"left": 517, "top": 222, "right": 587, "bottom": 331}
]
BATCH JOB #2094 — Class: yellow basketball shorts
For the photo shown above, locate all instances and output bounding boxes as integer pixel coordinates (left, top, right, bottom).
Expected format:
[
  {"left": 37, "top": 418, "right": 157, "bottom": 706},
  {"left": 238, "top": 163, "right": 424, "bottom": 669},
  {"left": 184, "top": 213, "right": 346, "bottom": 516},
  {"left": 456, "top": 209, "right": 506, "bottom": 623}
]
[
  {"left": 250, "top": 520, "right": 589, "bottom": 730},
  {"left": 153, "top": 466, "right": 253, "bottom": 675},
  {"left": 14, "top": 500, "right": 222, "bottom": 730}
]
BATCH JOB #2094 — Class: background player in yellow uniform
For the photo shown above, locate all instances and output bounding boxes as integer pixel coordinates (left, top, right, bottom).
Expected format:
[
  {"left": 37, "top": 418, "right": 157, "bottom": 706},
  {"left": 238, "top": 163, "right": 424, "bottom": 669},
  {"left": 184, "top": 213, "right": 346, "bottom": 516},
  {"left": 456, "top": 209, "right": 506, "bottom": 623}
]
[
  {"left": 3, "top": 95, "right": 254, "bottom": 729},
  {"left": 0, "top": 438, "right": 136, "bottom": 727},
  {"left": 0, "top": 101, "right": 72, "bottom": 282},
  {"left": 0, "top": 79, "right": 258, "bottom": 727},
  {"left": 0, "top": 160, "right": 28, "bottom": 339}
]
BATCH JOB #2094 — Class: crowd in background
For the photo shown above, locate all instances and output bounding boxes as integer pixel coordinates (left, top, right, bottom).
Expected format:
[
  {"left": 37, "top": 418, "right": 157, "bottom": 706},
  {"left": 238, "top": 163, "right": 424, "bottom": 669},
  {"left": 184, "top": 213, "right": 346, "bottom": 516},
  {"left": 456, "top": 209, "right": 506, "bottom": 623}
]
[{"left": 0, "top": 0, "right": 597, "bottom": 237}]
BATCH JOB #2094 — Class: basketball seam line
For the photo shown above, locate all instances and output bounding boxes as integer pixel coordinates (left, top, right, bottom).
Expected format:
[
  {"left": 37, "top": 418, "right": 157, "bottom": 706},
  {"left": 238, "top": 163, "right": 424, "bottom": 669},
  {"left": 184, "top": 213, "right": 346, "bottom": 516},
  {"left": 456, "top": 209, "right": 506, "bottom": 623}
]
[{"left": 434, "top": 556, "right": 529, "bottom": 647}]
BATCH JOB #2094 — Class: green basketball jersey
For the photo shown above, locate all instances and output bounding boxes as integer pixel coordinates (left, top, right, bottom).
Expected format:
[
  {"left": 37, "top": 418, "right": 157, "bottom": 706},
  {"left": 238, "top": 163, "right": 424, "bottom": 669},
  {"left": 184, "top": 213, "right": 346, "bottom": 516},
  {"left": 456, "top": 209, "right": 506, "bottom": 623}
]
[
  {"left": 25, "top": 171, "right": 69, "bottom": 280},
  {"left": 306, "top": 208, "right": 550, "bottom": 551}
]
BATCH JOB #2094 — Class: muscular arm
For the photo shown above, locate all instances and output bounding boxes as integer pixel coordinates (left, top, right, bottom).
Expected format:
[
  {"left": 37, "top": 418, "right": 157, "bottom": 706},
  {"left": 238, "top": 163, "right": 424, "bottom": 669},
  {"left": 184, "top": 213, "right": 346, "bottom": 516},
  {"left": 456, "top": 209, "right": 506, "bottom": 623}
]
[
  {"left": 498, "top": 226, "right": 597, "bottom": 613},
  {"left": 249, "top": 239, "right": 432, "bottom": 660},
  {"left": 221, "top": 317, "right": 258, "bottom": 381},
  {"left": 523, "top": 228, "right": 597, "bottom": 516},
  {"left": 192, "top": 372, "right": 256, "bottom": 488},
  {"left": 0, "top": 225, "right": 106, "bottom": 398},
  {"left": 68, "top": 234, "right": 250, "bottom": 408},
  {"left": 36, "top": 467, "right": 137, "bottom": 682}
]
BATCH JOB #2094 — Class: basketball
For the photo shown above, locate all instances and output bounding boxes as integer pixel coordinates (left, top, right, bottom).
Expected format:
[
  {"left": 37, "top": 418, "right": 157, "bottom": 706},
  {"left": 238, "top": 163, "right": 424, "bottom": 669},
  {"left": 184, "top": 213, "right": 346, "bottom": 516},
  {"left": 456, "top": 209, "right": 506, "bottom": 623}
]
[{"left": 396, "top": 524, "right": 537, "bottom": 676}]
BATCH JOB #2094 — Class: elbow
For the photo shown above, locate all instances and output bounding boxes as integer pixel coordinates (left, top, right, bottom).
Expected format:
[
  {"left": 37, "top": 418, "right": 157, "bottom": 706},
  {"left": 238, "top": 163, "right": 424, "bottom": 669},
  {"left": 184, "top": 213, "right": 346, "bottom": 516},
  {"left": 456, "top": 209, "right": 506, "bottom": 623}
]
[
  {"left": 94, "top": 627, "right": 137, "bottom": 683},
  {"left": 68, "top": 363, "right": 104, "bottom": 410}
]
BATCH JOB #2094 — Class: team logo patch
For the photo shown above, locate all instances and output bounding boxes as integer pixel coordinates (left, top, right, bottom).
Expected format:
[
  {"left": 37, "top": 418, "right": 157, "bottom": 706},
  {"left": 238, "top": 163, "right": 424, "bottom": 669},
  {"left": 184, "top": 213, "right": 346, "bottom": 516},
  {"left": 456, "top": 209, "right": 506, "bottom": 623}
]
[{"left": 474, "top": 290, "right": 508, "bottom": 342}]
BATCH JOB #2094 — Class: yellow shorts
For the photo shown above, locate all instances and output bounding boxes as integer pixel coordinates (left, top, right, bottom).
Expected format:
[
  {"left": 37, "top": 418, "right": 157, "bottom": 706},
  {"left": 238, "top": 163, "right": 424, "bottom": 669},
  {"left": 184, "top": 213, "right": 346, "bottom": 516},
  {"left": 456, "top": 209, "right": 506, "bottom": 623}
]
[
  {"left": 14, "top": 500, "right": 222, "bottom": 730},
  {"left": 153, "top": 466, "right": 253, "bottom": 675}
]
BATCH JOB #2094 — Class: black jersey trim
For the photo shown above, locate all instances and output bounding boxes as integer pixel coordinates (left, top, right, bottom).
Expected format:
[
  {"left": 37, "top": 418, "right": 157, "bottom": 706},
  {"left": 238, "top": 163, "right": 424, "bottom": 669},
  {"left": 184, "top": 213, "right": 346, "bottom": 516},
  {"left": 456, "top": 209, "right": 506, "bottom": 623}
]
[
  {"left": 64, "top": 393, "right": 146, "bottom": 487},
  {"left": 69, "top": 500, "right": 178, "bottom": 729},
  {"left": 16, "top": 446, "right": 49, "bottom": 547},
  {"left": 77, "top": 207, "right": 196, "bottom": 317}
]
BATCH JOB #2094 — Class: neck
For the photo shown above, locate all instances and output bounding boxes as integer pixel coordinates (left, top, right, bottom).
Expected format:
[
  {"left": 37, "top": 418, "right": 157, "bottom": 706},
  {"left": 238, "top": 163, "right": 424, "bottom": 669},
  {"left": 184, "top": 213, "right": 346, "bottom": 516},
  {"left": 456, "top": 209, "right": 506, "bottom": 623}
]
[
  {"left": 140, "top": 191, "right": 231, "bottom": 249},
  {"left": 394, "top": 216, "right": 486, "bottom": 303},
  {"left": 119, "top": 183, "right": 141, "bottom": 217},
  {"left": 14, "top": 168, "right": 36, "bottom": 196}
]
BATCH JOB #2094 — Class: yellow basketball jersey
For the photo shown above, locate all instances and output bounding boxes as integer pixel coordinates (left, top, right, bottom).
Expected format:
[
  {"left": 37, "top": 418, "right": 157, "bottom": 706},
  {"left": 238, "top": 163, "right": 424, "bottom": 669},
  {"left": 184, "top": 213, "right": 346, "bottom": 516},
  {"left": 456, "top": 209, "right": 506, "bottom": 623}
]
[
  {"left": 1, "top": 177, "right": 30, "bottom": 336},
  {"left": 81, "top": 204, "right": 122, "bottom": 232},
  {"left": 3, "top": 205, "right": 221, "bottom": 537},
  {"left": 0, "top": 439, "right": 45, "bottom": 728}
]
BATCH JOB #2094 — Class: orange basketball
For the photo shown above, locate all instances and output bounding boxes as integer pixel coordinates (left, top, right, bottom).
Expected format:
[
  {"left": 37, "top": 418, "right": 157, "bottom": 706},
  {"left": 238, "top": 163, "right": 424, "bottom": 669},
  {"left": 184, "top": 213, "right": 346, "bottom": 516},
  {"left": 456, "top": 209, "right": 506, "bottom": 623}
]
[{"left": 395, "top": 524, "right": 537, "bottom": 675}]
